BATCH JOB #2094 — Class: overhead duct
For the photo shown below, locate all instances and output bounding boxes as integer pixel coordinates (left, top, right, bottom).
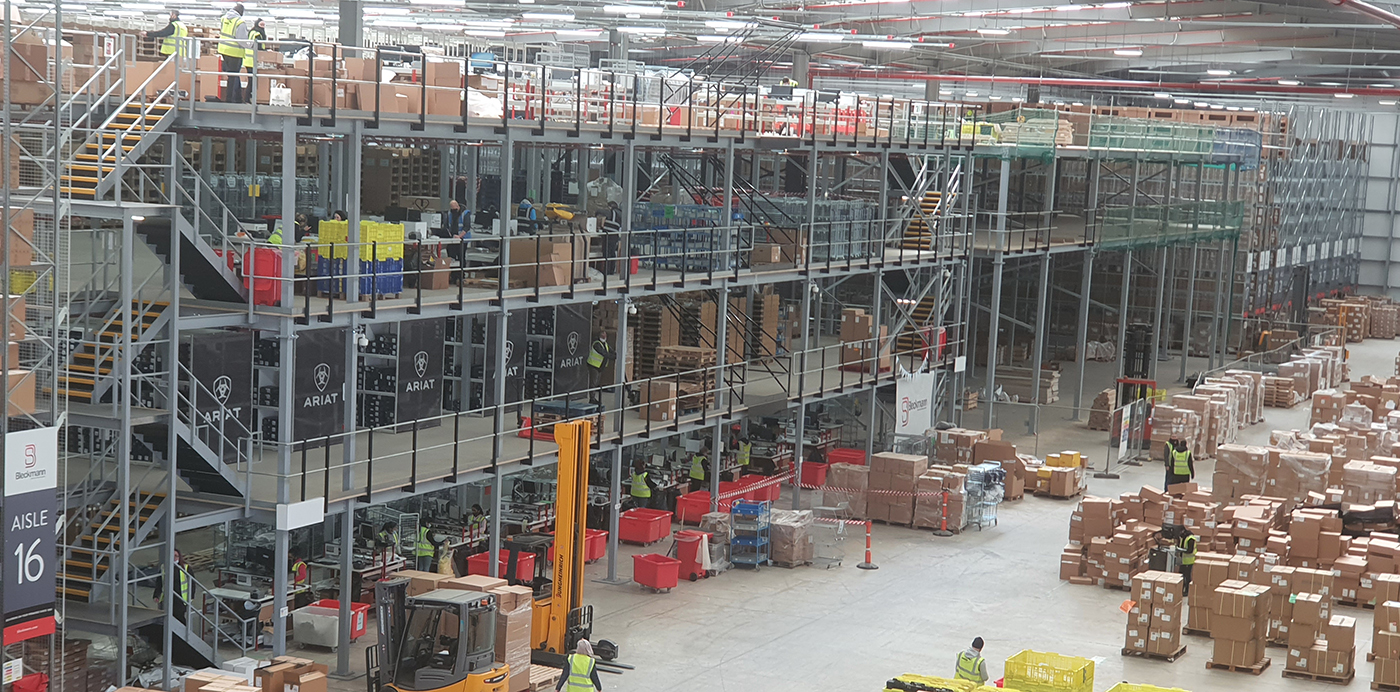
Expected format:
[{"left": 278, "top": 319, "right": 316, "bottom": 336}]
[{"left": 1327, "top": 0, "right": 1400, "bottom": 29}]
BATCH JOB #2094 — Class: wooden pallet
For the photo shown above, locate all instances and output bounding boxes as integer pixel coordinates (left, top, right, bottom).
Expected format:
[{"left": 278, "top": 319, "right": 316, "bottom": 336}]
[
  {"left": 1283, "top": 669, "right": 1354, "bottom": 685},
  {"left": 1122, "top": 645, "right": 1187, "bottom": 662},
  {"left": 1373, "top": 682, "right": 1400, "bottom": 692},
  {"left": 1183, "top": 627, "right": 1210, "bottom": 637},
  {"left": 771, "top": 559, "right": 812, "bottom": 569},
  {"left": 1205, "top": 657, "right": 1270, "bottom": 675},
  {"left": 527, "top": 666, "right": 560, "bottom": 691},
  {"left": 1032, "top": 489, "right": 1085, "bottom": 501}
]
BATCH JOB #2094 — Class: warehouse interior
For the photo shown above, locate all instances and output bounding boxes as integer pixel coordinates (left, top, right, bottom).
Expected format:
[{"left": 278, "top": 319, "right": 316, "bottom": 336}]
[{"left": 8, "top": 1, "right": 1400, "bottom": 692}]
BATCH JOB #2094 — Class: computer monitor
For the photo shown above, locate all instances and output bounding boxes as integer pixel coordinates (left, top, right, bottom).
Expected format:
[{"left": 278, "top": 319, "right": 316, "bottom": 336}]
[
  {"left": 769, "top": 85, "right": 794, "bottom": 99},
  {"left": 385, "top": 206, "right": 409, "bottom": 223}
]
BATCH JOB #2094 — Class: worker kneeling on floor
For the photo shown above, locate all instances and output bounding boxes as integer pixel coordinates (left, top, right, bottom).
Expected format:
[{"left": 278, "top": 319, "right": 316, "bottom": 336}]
[{"left": 954, "top": 637, "right": 990, "bottom": 684}]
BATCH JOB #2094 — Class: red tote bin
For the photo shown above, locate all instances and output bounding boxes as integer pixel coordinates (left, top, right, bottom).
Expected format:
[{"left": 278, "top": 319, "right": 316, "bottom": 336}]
[
  {"left": 675, "top": 529, "right": 712, "bottom": 581},
  {"left": 619, "top": 508, "right": 673, "bottom": 545},
  {"left": 547, "top": 528, "right": 608, "bottom": 563},
  {"left": 466, "top": 549, "right": 535, "bottom": 582},
  {"left": 800, "top": 461, "right": 829, "bottom": 487},
  {"left": 676, "top": 491, "right": 733, "bottom": 525},
  {"left": 309, "top": 599, "right": 371, "bottom": 640},
  {"left": 632, "top": 553, "right": 680, "bottom": 591},
  {"left": 828, "top": 448, "right": 868, "bottom": 466}
]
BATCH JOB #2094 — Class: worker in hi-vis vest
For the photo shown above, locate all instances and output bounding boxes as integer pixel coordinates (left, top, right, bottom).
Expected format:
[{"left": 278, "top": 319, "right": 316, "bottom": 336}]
[
  {"left": 416, "top": 525, "right": 437, "bottom": 572},
  {"left": 629, "top": 457, "right": 653, "bottom": 509},
  {"left": 1179, "top": 529, "right": 1198, "bottom": 596},
  {"left": 556, "top": 640, "right": 602, "bottom": 692},
  {"left": 954, "top": 637, "right": 990, "bottom": 684},
  {"left": 145, "top": 11, "right": 188, "bottom": 58},
  {"left": 688, "top": 441, "right": 711, "bottom": 493},
  {"left": 217, "top": 3, "right": 249, "bottom": 103},
  {"left": 1165, "top": 437, "right": 1194, "bottom": 488},
  {"left": 585, "top": 330, "right": 614, "bottom": 404}
]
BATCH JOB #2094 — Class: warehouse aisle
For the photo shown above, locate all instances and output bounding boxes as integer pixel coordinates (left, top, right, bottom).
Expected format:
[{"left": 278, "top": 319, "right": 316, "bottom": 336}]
[{"left": 585, "top": 340, "right": 1395, "bottom": 692}]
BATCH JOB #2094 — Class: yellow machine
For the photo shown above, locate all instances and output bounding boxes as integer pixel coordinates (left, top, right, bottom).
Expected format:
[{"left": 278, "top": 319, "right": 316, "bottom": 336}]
[
  {"left": 544, "top": 203, "right": 576, "bottom": 221},
  {"left": 367, "top": 581, "right": 510, "bottom": 692},
  {"left": 529, "top": 420, "right": 624, "bottom": 670}
]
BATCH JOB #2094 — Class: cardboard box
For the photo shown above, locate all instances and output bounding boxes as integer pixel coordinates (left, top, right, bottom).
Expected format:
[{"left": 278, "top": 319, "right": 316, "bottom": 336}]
[
  {"left": 1212, "top": 638, "right": 1260, "bottom": 667},
  {"left": 488, "top": 584, "right": 533, "bottom": 612},
  {"left": 1325, "top": 614, "right": 1356, "bottom": 651},
  {"left": 1375, "top": 631, "right": 1400, "bottom": 660},
  {"left": 443, "top": 575, "right": 507, "bottom": 592},
  {"left": 1378, "top": 657, "right": 1400, "bottom": 686},
  {"left": 6, "top": 369, "right": 35, "bottom": 416},
  {"left": 393, "top": 569, "right": 454, "bottom": 596}
]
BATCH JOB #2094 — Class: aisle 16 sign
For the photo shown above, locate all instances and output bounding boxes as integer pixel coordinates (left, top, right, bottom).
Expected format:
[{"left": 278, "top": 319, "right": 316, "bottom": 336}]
[{"left": 4, "top": 427, "right": 58, "bottom": 644}]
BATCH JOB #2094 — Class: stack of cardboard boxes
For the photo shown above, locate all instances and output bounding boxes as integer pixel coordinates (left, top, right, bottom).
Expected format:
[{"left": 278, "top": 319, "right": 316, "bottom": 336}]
[
  {"left": 913, "top": 466, "right": 966, "bottom": 532},
  {"left": 1208, "top": 580, "right": 1272, "bottom": 671},
  {"left": 1374, "top": 601, "right": 1400, "bottom": 688},
  {"left": 867, "top": 452, "right": 928, "bottom": 525},
  {"left": 1286, "top": 594, "right": 1356, "bottom": 681},
  {"left": 933, "top": 428, "right": 990, "bottom": 465},
  {"left": 1373, "top": 303, "right": 1398, "bottom": 339},
  {"left": 822, "top": 462, "right": 869, "bottom": 520},
  {"left": 1341, "top": 459, "right": 1398, "bottom": 504},
  {"left": 837, "top": 308, "right": 890, "bottom": 373},
  {"left": 1032, "top": 450, "right": 1084, "bottom": 498},
  {"left": 639, "top": 380, "right": 678, "bottom": 421},
  {"left": 1124, "top": 570, "right": 1186, "bottom": 658},
  {"left": 253, "top": 658, "right": 328, "bottom": 692},
  {"left": 1087, "top": 388, "right": 1116, "bottom": 431},
  {"left": 442, "top": 575, "right": 535, "bottom": 692},
  {"left": 1312, "top": 389, "right": 1348, "bottom": 425}
]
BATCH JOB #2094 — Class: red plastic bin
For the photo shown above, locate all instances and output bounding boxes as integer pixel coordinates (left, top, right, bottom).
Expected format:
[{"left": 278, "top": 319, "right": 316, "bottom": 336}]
[
  {"left": 466, "top": 549, "right": 536, "bottom": 582},
  {"left": 800, "top": 461, "right": 829, "bottom": 487},
  {"left": 619, "top": 508, "right": 673, "bottom": 545},
  {"left": 309, "top": 599, "right": 371, "bottom": 640},
  {"left": 547, "top": 529, "right": 608, "bottom": 563},
  {"left": 828, "top": 447, "right": 868, "bottom": 466},
  {"left": 675, "top": 529, "right": 712, "bottom": 581},
  {"left": 676, "top": 491, "right": 733, "bottom": 525},
  {"left": 739, "top": 474, "right": 780, "bottom": 503},
  {"left": 242, "top": 247, "right": 283, "bottom": 307},
  {"left": 632, "top": 553, "right": 680, "bottom": 592}
]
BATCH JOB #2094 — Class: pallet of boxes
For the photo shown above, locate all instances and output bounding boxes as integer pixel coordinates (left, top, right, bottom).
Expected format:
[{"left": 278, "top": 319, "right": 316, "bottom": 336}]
[
  {"left": 867, "top": 452, "right": 928, "bottom": 526},
  {"left": 1028, "top": 450, "right": 1086, "bottom": 499},
  {"left": 1123, "top": 570, "right": 1187, "bottom": 662},
  {"left": 1205, "top": 580, "right": 1272, "bottom": 674},
  {"left": 251, "top": 658, "right": 326, "bottom": 692},
  {"left": 1373, "top": 600, "right": 1400, "bottom": 690},
  {"left": 838, "top": 307, "right": 890, "bottom": 373},
  {"left": 1284, "top": 591, "right": 1356, "bottom": 683},
  {"left": 822, "top": 461, "right": 869, "bottom": 521}
]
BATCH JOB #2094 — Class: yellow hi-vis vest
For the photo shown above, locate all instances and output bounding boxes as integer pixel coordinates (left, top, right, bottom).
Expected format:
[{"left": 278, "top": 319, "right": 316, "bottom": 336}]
[
  {"left": 630, "top": 471, "right": 651, "bottom": 498},
  {"left": 1180, "top": 534, "right": 1198, "bottom": 566},
  {"left": 242, "top": 29, "right": 263, "bottom": 68},
  {"left": 416, "top": 526, "right": 435, "bottom": 558},
  {"left": 292, "top": 559, "right": 308, "bottom": 586},
  {"left": 737, "top": 442, "right": 751, "bottom": 466},
  {"left": 1171, "top": 448, "right": 1191, "bottom": 476},
  {"left": 688, "top": 454, "right": 706, "bottom": 480},
  {"left": 954, "top": 651, "right": 983, "bottom": 682},
  {"left": 175, "top": 566, "right": 191, "bottom": 602},
  {"left": 218, "top": 15, "right": 245, "bottom": 58},
  {"left": 587, "top": 340, "right": 606, "bottom": 369},
  {"left": 564, "top": 654, "right": 595, "bottom": 692},
  {"left": 160, "top": 21, "right": 188, "bottom": 57}
]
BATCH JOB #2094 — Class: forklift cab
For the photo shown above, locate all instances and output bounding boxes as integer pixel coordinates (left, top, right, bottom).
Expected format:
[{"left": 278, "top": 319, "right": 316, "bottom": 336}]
[
  {"left": 372, "top": 578, "right": 509, "bottom": 692},
  {"left": 503, "top": 533, "right": 554, "bottom": 598}
]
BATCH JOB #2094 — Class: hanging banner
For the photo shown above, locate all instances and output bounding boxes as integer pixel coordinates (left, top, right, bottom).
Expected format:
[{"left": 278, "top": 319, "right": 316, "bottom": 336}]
[
  {"left": 184, "top": 331, "right": 253, "bottom": 459},
  {"left": 485, "top": 312, "right": 526, "bottom": 406},
  {"left": 294, "top": 328, "right": 347, "bottom": 441},
  {"left": 4, "top": 426, "right": 58, "bottom": 644},
  {"left": 551, "top": 304, "right": 594, "bottom": 395},
  {"left": 397, "top": 318, "right": 445, "bottom": 425},
  {"left": 895, "top": 370, "right": 935, "bottom": 436}
]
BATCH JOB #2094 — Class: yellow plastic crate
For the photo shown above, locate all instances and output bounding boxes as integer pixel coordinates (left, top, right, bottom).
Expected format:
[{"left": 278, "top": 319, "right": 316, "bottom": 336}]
[
  {"left": 1003, "top": 650, "right": 1094, "bottom": 692},
  {"left": 1106, "top": 684, "right": 1189, "bottom": 692}
]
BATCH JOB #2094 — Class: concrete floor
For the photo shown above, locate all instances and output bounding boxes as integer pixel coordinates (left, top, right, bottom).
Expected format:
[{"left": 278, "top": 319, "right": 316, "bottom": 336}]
[{"left": 286, "top": 339, "right": 1391, "bottom": 692}]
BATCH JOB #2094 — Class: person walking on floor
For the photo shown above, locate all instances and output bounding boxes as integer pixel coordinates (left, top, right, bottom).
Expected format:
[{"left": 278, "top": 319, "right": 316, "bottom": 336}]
[
  {"left": 954, "top": 637, "right": 990, "bottom": 684},
  {"left": 1179, "top": 528, "right": 1198, "bottom": 596},
  {"left": 1165, "top": 437, "right": 1194, "bottom": 488},
  {"left": 556, "top": 640, "right": 603, "bottom": 691},
  {"left": 144, "top": 11, "right": 188, "bottom": 59},
  {"left": 216, "top": 4, "right": 249, "bottom": 103}
]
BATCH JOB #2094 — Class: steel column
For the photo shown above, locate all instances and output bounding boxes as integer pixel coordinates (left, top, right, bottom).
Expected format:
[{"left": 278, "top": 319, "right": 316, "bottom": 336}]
[
  {"left": 1072, "top": 251, "right": 1094, "bottom": 420},
  {"left": 1029, "top": 253, "right": 1050, "bottom": 433},
  {"left": 1116, "top": 249, "right": 1133, "bottom": 380}
]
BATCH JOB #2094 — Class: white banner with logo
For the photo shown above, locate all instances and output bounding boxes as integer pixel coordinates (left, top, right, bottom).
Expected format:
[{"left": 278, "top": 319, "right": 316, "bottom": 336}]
[{"left": 895, "top": 370, "right": 935, "bottom": 437}]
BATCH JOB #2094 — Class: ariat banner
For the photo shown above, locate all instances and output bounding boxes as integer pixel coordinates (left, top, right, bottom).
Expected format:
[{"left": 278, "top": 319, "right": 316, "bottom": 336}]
[
  {"left": 295, "top": 328, "right": 347, "bottom": 440},
  {"left": 397, "top": 318, "right": 444, "bottom": 424},
  {"left": 551, "top": 304, "right": 593, "bottom": 394},
  {"left": 184, "top": 331, "right": 253, "bottom": 459}
]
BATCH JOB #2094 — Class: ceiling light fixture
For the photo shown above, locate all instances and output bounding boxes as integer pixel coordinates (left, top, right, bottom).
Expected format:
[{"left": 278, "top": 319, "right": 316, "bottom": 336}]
[
  {"left": 862, "top": 40, "right": 914, "bottom": 50},
  {"left": 705, "top": 19, "right": 754, "bottom": 30},
  {"left": 1154, "top": 92, "right": 1170, "bottom": 99},
  {"left": 1382, "top": 100, "right": 1398, "bottom": 106},
  {"left": 976, "top": 28, "right": 1011, "bottom": 35},
  {"left": 798, "top": 32, "right": 846, "bottom": 42},
  {"left": 1335, "top": 93, "right": 1355, "bottom": 98},
  {"left": 1113, "top": 48, "right": 1142, "bottom": 56},
  {"left": 1374, "top": 83, "right": 1396, "bottom": 88},
  {"left": 555, "top": 29, "right": 604, "bottom": 38},
  {"left": 604, "top": 4, "right": 663, "bottom": 14},
  {"left": 1278, "top": 79, "right": 1300, "bottom": 86},
  {"left": 1174, "top": 98, "right": 1190, "bottom": 104},
  {"left": 696, "top": 34, "right": 740, "bottom": 42},
  {"left": 1206, "top": 69, "right": 1231, "bottom": 76}
]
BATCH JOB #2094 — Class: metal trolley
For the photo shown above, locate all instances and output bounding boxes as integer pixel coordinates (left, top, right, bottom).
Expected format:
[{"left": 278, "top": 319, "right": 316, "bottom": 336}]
[
  {"left": 729, "top": 500, "right": 771, "bottom": 570},
  {"left": 965, "top": 462, "right": 1006, "bottom": 531}
]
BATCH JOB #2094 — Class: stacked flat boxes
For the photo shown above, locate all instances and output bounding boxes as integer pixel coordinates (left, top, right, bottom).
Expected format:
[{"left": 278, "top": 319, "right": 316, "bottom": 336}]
[
  {"left": 1286, "top": 593, "right": 1355, "bottom": 681},
  {"left": 1087, "top": 389, "right": 1115, "bottom": 430},
  {"left": 1374, "top": 601, "right": 1400, "bottom": 688},
  {"left": 1125, "top": 571, "right": 1186, "bottom": 657}
]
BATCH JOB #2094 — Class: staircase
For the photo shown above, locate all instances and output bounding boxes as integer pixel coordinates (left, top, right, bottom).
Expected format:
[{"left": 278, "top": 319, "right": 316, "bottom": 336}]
[
  {"left": 135, "top": 216, "right": 246, "bottom": 304},
  {"left": 900, "top": 188, "right": 954, "bottom": 251},
  {"left": 60, "top": 491, "right": 167, "bottom": 603},
  {"left": 54, "top": 300, "right": 168, "bottom": 404},
  {"left": 62, "top": 54, "right": 179, "bottom": 200},
  {"left": 894, "top": 293, "right": 947, "bottom": 356}
]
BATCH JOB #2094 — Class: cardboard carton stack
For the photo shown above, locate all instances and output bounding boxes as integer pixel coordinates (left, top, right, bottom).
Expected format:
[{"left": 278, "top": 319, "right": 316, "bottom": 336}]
[
  {"left": 1287, "top": 600, "right": 1356, "bottom": 680},
  {"left": 770, "top": 509, "right": 814, "bottom": 565},
  {"left": 1372, "top": 303, "right": 1398, "bottom": 339},
  {"left": 438, "top": 575, "right": 534, "bottom": 691},
  {"left": 254, "top": 658, "right": 328, "bottom": 692},
  {"left": 1149, "top": 404, "right": 1203, "bottom": 458},
  {"left": 1256, "top": 564, "right": 1295, "bottom": 644},
  {"left": 1209, "top": 581, "right": 1271, "bottom": 670},
  {"left": 1342, "top": 460, "right": 1398, "bottom": 504},
  {"left": 838, "top": 308, "right": 891, "bottom": 373},
  {"left": 1267, "top": 450, "right": 1332, "bottom": 504},
  {"left": 914, "top": 466, "right": 966, "bottom": 532},
  {"left": 1312, "top": 389, "right": 1347, "bottom": 425},
  {"left": 1212, "top": 445, "right": 1268, "bottom": 503},
  {"left": 1087, "top": 388, "right": 1116, "bottom": 430},
  {"left": 933, "top": 428, "right": 990, "bottom": 465},
  {"left": 1090, "top": 523, "right": 1156, "bottom": 590},
  {"left": 867, "top": 452, "right": 928, "bottom": 525},
  {"left": 1186, "top": 554, "right": 1234, "bottom": 633},
  {"left": 822, "top": 462, "right": 869, "bottom": 520},
  {"left": 1124, "top": 570, "right": 1186, "bottom": 658},
  {"left": 1374, "top": 601, "right": 1400, "bottom": 688},
  {"left": 1034, "top": 450, "right": 1085, "bottom": 498}
]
